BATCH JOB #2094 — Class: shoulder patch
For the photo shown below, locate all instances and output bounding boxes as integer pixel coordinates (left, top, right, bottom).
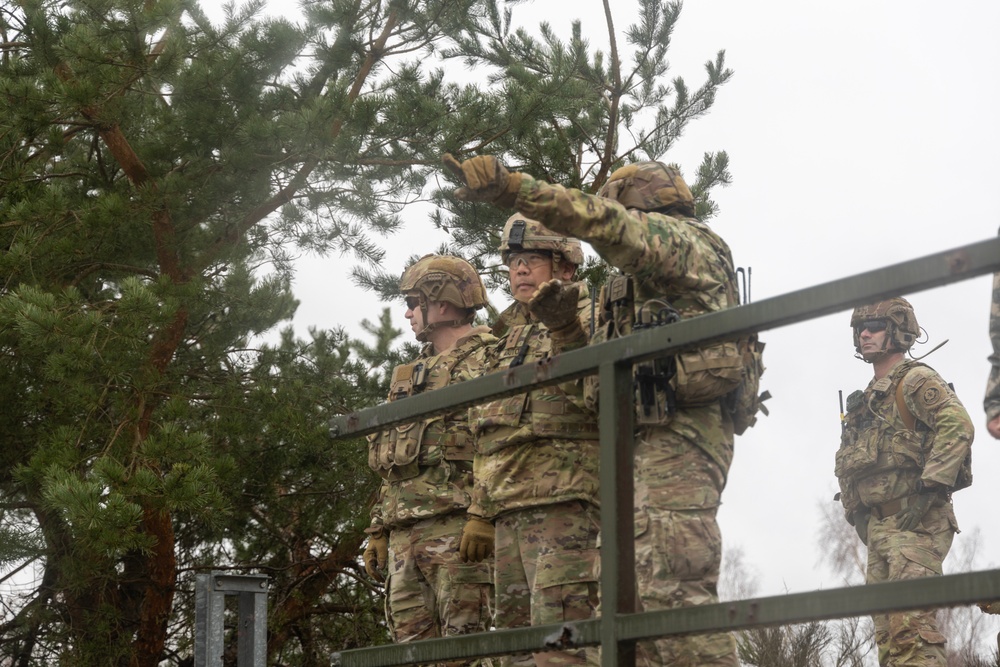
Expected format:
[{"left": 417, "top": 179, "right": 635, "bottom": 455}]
[{"left": 920, "top": 385, "right": 944, "bottom": 407}]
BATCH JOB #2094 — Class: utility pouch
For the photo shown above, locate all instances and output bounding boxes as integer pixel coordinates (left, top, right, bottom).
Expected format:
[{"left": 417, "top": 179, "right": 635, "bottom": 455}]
[
  {"left": 671, "top": 341, "right": 743, "bottom": 405},
  {"left": 888, "top": 428, "right": 925, "bottom": 470},
  {"left": 473, "top": 394, "right": 529, "bottom": 455}
]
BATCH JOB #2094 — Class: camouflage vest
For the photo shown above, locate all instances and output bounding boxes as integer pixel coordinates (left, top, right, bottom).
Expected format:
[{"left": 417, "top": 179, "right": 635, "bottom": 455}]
[
  {"left": 593, "top": 273, "right": 746, "bottom": 426},
  {"left": 473, "top": 323, "right": 599, "bottom": 454},
  {"left": 836, "top": 360, "right": 930, "bottom": 482},
  {"left": 367, "top": 336, "right": 482, "bottom": 481}
]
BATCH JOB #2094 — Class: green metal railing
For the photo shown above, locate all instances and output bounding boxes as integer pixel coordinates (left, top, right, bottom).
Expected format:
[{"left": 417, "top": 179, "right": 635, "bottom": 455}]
[{"left": 328, "top": 236, "right": 1000, "bottom": 667}]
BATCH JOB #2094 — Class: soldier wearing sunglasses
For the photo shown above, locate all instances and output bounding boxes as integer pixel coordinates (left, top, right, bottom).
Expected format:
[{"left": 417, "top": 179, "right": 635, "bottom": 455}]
[
  {"left": 363, "top": 255, "right": 497, "bottom": 664},
  {"left": 835, "top": 297, "right": 974, "bottom": 667}
]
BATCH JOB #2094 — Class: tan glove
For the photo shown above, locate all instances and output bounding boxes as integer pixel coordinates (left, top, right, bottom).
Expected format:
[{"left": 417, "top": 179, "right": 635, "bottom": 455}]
[
  {"left": 529, "top": 280, "right": 586, "bottom": 350},
  {"left": 442, "top": 153, "right": 522, "bottom": 208},
  {"left": 459, "top": 516, "right": 495, "bottom": 563},
  {"left": 363, "top": 527, "right": 389, "bottom": 582}
]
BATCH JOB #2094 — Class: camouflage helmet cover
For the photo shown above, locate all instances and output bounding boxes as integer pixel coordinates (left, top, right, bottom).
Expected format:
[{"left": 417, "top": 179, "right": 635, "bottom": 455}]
[
  {"left": 597, "top": 161, "right": 696, "bottom": 216},
  {"left": 399, "top": 254, "right": 488, "bottom": 311},
  {"left": 499, "top": 213, "right": 584, "bottom": 266},
  {"left": 850, "top": 297, "right": 920, "bottom": 353}
]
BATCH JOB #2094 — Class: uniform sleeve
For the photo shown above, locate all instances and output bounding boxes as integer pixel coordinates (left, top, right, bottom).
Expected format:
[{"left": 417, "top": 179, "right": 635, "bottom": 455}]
[
  {"left": 516, "top": 175, "right": 734, "bottom": 316},
  {"left": 902, "top": 368, "right": 974, "bottom": 488},
  {"left": 369, "top": 479, "right": 387, "bottom": 530},
  {"left": 985, "top": 272, "right": 1000, "bottom": 421},
  {"left": 468, "top": 454, "right": 487, "bottom": 518}
]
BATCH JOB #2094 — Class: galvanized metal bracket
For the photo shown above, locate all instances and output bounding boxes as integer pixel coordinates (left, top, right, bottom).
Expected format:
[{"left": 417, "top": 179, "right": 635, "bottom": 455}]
[{"left": 194, "top": 572, "right": 268, "bottom": 667}]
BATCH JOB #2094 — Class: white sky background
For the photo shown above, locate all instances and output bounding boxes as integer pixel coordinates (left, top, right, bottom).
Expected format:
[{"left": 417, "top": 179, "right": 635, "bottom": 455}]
[{"left": 230, "top": 0, "right": 1000, "bottom": 611}]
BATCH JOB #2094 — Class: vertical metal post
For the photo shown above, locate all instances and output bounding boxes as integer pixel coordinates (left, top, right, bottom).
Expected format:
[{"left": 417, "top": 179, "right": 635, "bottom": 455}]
[
  {"left": 598, "top": 360, "right": 637, "bottom": 667},
  {"left": 194, "top": 573, "right": 268, "bottom": 667},
  {"left": 195, "top": 573, "right": 225, "bottom": 667}
]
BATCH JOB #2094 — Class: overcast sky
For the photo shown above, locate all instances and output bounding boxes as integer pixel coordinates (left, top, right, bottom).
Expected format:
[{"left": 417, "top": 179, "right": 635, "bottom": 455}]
[{"left": 261, "top": 0, "right": 1000, "bottom": 638}]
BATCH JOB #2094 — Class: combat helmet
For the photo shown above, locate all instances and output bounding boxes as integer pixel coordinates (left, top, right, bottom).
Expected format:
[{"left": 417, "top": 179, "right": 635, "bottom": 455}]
[
  {"left": 500, "top": 213, "right": 584, "bottom": 267},
  {"left": 400, "top": 254, "right": 487, "bottom": 341},
  {"left": 598, "top": 161, "right": 696, "bottom": 217},
  {"left": 850, "top": 297, "right": 920, "bottom": 357}
]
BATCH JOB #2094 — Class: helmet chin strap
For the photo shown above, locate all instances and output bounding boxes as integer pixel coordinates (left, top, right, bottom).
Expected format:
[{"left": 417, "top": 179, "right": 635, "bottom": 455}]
[
  {"left": 856, "top": 333, "right": 894, "bottom": 364},
  {"left": 414, "top": 309, "right": 475, "bottom": 343}
]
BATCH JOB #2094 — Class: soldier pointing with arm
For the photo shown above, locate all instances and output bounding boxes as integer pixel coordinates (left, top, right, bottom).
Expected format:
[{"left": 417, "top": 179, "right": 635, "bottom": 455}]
[{"left": 443, "top": 154, "right": 748, "bottom": 667}]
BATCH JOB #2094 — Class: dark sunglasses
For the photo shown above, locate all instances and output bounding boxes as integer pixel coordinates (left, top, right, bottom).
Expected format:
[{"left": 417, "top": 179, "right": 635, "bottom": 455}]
[
  {"left": 404, "top": 296, "right": 421, "bottom": 310},
  {"left": 854, "top": 319, "right": 888, "bottom": 334}
]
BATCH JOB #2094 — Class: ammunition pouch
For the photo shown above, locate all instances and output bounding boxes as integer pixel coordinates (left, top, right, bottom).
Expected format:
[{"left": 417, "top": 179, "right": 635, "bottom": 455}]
[
  {"left": 835, "top": 420, "right": 880, "bottom": 480},
  {"left": 367, "top": 421, "right": 427, "bottom": 481}
]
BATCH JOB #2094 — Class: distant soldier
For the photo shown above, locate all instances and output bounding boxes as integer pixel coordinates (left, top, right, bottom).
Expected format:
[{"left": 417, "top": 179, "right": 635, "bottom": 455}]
[
  {"left": 836, "top": 297, "right": 974, "bottom": 667},
  {"left": 460, "top": 214, "right": 600, "bottom": 667},
  {"left": 443, "top": 154, "right": 751, "bottom": 667},
  {"left": 986, "top": 270, "right": 1000, "bottom": 440},
  {"left": 982, "top": 270, "right": 1000, "bottom": 628},
  {"left": 363, "top": 255, "right": 496, "bottom": 665}
]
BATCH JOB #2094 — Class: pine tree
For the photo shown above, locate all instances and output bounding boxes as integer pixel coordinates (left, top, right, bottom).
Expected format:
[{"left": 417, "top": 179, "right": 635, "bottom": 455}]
[
  {"left": 423, "top": 0, "right": 734, "bottom": 295},
  {"left": 0, "top": 0, "right": 735, "bottom": 663},
  {"left": 0, "top": 0, "right": 490, "bottom": 663}
]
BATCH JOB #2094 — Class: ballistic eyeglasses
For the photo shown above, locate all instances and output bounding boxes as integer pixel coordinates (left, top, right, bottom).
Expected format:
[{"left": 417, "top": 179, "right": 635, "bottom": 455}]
[
  {"left": 506, "top": 251, "right": 552, "bottom": 270},
  {"left": 854, "top": 319, "right": 888, "bottom": 335}
]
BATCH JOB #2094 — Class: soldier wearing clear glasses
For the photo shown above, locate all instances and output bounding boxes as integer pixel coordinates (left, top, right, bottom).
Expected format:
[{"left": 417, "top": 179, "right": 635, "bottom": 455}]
[{"left": 460, "top": 213, "right": 601, "bottom": 667}]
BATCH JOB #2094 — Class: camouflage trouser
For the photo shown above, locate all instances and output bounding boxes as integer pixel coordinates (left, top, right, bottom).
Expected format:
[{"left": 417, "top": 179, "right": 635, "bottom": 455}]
[
  {"left": 493, "top": 500, "right": 601, "bottom": 667},
  {"left": 386, "top": 513, "right": 494, "bottom": 666},
  {"left": 632, "top": 431, "right": 738, "bottom": 667},
  {"left": 866, "top": 503, "right": 956, "bottom": 667}
]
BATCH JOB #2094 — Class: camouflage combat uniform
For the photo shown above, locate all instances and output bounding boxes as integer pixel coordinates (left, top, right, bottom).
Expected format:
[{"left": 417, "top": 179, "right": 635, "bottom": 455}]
[
  {"left": 368, "top": 327, "right": 497, "bottom": 663},
  {"left": 983, "top": 272, "right": 1000, "bottom": 628},
  {"left": 837, "top": 359, "right": 974, "bottom": 667},
  {"left": 986, "top": 271, "right": 1000, "bottom": 428},
  {"left": 515, "top": 175, "right": 741, "bottom": 667},
  {"left": 470, "top": 292, "right": 600, "bottom": 667}
]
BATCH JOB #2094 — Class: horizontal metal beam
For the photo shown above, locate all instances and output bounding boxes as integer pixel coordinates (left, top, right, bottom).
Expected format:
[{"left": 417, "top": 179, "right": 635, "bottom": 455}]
[
  {"left": 615, "top": 568, "right": 1000, "bottom": 640},
  {"left": 329, "top": 236, "right": 1000, "bottom": 439},
  {"left": 211, "top": 573, "right": 269, "bottom": 593},
  {"left": 333, "top": 569, "right": 1000, "bottom": 667}
]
